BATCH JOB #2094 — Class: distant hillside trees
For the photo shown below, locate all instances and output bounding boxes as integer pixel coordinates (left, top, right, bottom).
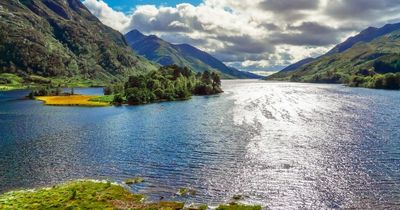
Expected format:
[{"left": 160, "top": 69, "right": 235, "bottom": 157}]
[{"left": 349, "top": 73, "right": 400, "bottom": 90}]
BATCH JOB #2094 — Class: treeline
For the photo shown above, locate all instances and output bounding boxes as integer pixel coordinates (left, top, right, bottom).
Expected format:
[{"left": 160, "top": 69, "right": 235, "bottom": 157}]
[
  {"left": 349, "top": 73, "right": 400, "bottom": 90},
  {"left": 288, "top": 70, "right": 400, "bottom": 90},
  {"left": 104, "top": 65, "right": 223, "bottom": 105},
  {"left": 28, "top": 85, "right": 74, "bottom": 98}
]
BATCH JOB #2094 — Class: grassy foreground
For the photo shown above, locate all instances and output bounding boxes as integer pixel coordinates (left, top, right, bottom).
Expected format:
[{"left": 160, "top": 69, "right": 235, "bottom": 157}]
[
  {"left": 36, "top": 95, "right": 110, "bottom": 107},
  {"left": 0, "top": 180, "right": 262, "bottom": 210}
]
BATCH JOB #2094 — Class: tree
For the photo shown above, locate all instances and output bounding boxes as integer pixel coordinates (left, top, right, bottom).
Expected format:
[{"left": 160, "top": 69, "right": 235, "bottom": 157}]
[
  {"left": 181, "top": 67, "right": 192, "bottom": 78},
  {"left": 211, "top": 72, "right": 221, "bottom": 87},
  {"left": 103, "top": 86, "right": 113, "bottom": 95},
  {"left": 113, "top": 94, "right": 124, "bottom": 105},
  {"left": 56, "top": 85, "right": 62, "bottom": 96},
  {"left": 126, "top": 75, "right": 146, "bottom": 89},
  {"left": 173, "top": 68, "right": 182, "bottom": 80},
  {"left": 383, "top": 73, "right": 400, "bottom": 89},
  {"left": 125, "top": 87, "right": 156, "bottom": 105},
  {"left": 112, "top": 84, "right": 124, "bottom": 95},
  {"left": 202, "top": 70, "right": 212, "bottom": 85}
]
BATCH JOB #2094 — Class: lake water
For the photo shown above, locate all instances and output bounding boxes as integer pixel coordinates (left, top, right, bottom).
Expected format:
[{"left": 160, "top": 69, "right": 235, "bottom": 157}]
[{"left": 0, "top": 80, "right": 399, "bottom": 209}]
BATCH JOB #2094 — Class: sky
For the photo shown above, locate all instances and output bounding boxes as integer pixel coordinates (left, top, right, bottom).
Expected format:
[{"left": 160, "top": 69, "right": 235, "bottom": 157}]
[
  {"left": 100, "top": 0, "right": 202, "bottom": 12},
  {"left": 83, "top": 0, "right": 400, "bottom": 72}
]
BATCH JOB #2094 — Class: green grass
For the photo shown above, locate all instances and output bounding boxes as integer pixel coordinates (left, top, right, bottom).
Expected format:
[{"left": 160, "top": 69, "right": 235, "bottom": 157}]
[
  {"left": 0, "top": 180, "right": 143, "bottom": 209},
  {"left": 0, "top": 180, "right": 263, "bottom": 209},
  {"left": 0, "top": 180, "right": 184, "bottom": 210},
  {"left": 216, "top": 203, "right": 263, "bottom": 210},
  {"left": 89, "top": 95, "right": 115, "bottom": 103},
  {"left": 0, "top": 74, "right": 107, "bottom": 91},
  {"left": 50, "top": 77, "right": 107, "bottom": 88},
  {"left": 0, "top": 73, "right": 26, "bottom": 90}
]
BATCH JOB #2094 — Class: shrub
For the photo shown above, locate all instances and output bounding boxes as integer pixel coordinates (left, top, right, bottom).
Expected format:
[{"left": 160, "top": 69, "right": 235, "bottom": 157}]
[
  {"left": 103, "top": 86, "right": 113, "bottom": 95},
  {"left": 113, "top": 94, "right": 124, "bottom": 105}
]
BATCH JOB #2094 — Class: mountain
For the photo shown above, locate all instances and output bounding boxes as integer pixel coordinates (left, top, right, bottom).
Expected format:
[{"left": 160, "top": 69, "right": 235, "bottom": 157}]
[
  {"left": 268, "top": 23, "right": 400, "bottom": 89},
  {"left": 275, "top": 23, "right": 400, "bottom": 74},
  {"left": 125, "top": 30, "right": 262, "bottom": 79},
  {"left": 0, "top": 0, "right": 157, "bottom": 86},
  {"left": 280, "top": 58, "right": 315, "bottom": 72},
  {"left": 326, "top": 23, "right": 400, "bottom": 55}
]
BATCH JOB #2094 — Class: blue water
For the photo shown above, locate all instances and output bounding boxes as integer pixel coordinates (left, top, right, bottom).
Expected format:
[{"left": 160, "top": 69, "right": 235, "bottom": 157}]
[{"left": 0, "top": 81, "right": 400, "bottom": 209}]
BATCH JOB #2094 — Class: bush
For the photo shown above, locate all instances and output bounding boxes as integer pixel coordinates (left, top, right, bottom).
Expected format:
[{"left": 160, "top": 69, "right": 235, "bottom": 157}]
[
  {"left": 113, "top": 94, "right": 124, "bottom": 105},
  {"left": 0, "top": 78, "right": 11, "bottom": 84},
  {"left": 126, "top": 88, "right": 156, "bottom": 105},
  {"left": 103, "top": 86, "right": 113, "bottom": 95},
  {"left": 382, "top": 73, "right": 400, "bottom": 89},
  {"left": 194, "top": 84, "right": 214, "bottom": 95}
]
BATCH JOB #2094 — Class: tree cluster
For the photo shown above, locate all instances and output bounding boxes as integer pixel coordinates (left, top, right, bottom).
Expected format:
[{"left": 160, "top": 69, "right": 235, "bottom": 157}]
[
  {"left": 104, "top": 65, "right": 223, "bottom": 105},
  {"left": 28, "top": 85, "right": 74, "bottom": 98},
  {"left": 349, "top": 73, "right": 400, "bottom": 90}
]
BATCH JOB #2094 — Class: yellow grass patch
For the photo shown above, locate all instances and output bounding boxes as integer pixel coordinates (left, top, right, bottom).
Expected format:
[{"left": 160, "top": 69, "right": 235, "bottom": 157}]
[{"left": 36, "top": 95, "right": 110, "bottom": 107}]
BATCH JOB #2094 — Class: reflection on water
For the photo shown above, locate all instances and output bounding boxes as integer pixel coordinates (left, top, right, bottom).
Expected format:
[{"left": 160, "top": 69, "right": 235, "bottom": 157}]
[{"left": 0, "top": 80, "right": 399, "bottom": 209}]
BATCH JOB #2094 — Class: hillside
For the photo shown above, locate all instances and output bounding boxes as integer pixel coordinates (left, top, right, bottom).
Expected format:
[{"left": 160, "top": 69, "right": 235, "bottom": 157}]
[
  {"left": 0, "top": 0, "right": 157, "bottom": 87},
  {"left": 125, "top": 30, "right": 262, "bottom": 79},
  {"left": 279, "top": 57, "right": 315, "bottom": 72},
  {"left": 326, "top": 23, "right": 400, "bottom": 55},
  {"left": 269, "top": 23, "right": 400, "bottom": 89}
]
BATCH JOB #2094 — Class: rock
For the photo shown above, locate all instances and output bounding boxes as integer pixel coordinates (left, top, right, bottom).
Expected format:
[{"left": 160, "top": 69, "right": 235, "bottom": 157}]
[
  {"left": 176, "top": 188, "right": 196, "bottom": 196},
  {"left": 124, "top": 177, "right": 145, "bottom": 185},
  {"left": 232, "top": 194, "right": 243, "bottom": 200}
]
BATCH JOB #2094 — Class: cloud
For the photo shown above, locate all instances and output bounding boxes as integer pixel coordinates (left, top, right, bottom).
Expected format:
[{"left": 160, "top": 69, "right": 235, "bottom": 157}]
[
  {"left": 83, "top": 0, "right": 130, "bottom": 32},
  {"left": 271, "top": 22, "right": 353, "bottom": 46},
  {"left": 83, "top": 0, "right": 400, "bottom": 71},
  {"left": 259, "top": 0, "right": 319, "bottom": 11},
  {"left": 326, "top": 0, "right": 400, "bottom": 20}
]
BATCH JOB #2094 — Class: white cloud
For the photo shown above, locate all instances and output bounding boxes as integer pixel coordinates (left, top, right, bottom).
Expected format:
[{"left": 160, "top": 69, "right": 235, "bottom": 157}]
[
  {"left": 83, "top": 0, "right": 130, "bottom": 31},
  {"left": 82, "top": 0, "right": 400, "bottom": 71}
]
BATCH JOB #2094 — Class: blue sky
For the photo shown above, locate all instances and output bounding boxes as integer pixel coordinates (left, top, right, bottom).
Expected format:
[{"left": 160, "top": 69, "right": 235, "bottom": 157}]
[{"left": 102, "top": 0, "right": 202, "bottom": 12}]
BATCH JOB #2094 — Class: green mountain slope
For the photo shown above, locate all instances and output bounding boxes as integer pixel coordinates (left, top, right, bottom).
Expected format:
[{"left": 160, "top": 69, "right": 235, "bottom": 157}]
[
  {"left": 279, "top": 57, "right": 315, "bottom": 72},
  {"left": 269, "top": 23, "right": 400, "bottom": 89},
  {"left": 0, "top": 0, "right": 157, "bottom": 87},
  {"left": 125, "top": 30, "right": 262, "bottom": 79}
]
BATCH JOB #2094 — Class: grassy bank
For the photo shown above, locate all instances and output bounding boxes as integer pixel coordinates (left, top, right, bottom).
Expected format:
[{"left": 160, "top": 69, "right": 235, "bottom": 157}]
[
  {"left": 88, "top": 95, "right": 116, "bottom": 103},
  {"left": 36, "top": 95, "right": 111, "bottom": 107},
  {"left": 0, "top": 73, "right": 26, "bottom": 91},
  {"left": 0, "top": 180, "right": 262, "bottom": 210},
  {"left": 0, "top": 73, "right": 110, "bottom": 92}
]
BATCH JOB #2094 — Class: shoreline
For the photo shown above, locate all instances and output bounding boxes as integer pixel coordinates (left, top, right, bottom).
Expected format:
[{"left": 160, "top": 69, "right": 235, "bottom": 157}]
[{"left": 0, "top": 180, "right": 262, "bottom": 210}]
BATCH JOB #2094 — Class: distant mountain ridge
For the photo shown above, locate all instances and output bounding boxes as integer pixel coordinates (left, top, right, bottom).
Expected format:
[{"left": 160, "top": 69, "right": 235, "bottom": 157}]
[
  {"left": 326, "top": 23, "right": 400, "bottom": 55},
  {"left": 280, "top": 58, "right": 315, "bottom": 72},
  {"left": 125, "top": 30, "right": 262, "bottom": 79},
  {"left": 268, "top": 22, "right": 400, "bottom": 89},
  {"left": 0, "top": 0, "right": 156, "bottom": 85},
  {"left": 276, "top": 22, "right": 400, "bottom": 74}
]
